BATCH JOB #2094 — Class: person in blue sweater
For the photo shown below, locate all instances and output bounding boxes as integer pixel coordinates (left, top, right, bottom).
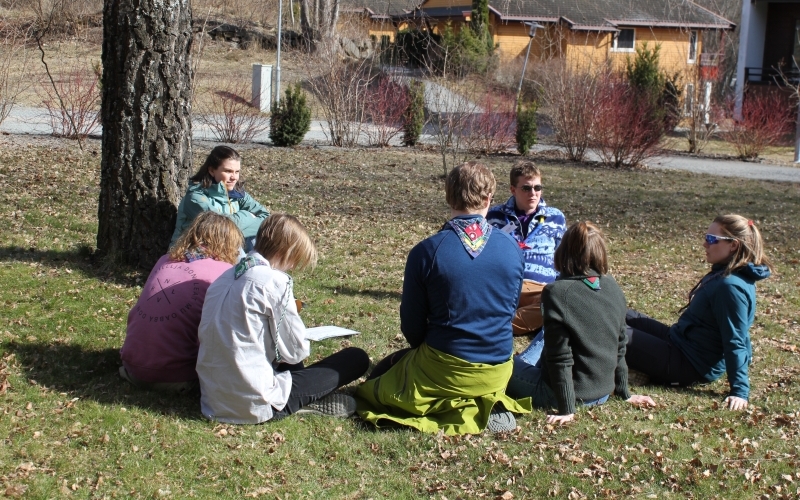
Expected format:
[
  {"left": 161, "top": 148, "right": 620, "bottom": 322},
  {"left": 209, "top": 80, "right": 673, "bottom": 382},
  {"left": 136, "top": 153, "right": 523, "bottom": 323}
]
[
  {"left": 625, "top": 214, "right": 772, "bottom": 411},
  {"left": 355, "top": 161, "right": 531, "bottom": 435},
  {"left": 487, "top": 161, "right": 566, "bottom": 336},
  {"left": 171, "top": 146, "right": 269, "bottom": 251}
]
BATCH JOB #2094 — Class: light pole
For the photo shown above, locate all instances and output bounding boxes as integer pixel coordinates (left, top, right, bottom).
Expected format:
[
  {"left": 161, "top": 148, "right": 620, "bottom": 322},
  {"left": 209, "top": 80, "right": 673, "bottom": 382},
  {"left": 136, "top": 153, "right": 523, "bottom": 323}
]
[
  {"left": 517, "top": 22, "right": 543, "bottom": 103},
  {"left": 275, "top": 0, "right": 283, "bottom": 104}
]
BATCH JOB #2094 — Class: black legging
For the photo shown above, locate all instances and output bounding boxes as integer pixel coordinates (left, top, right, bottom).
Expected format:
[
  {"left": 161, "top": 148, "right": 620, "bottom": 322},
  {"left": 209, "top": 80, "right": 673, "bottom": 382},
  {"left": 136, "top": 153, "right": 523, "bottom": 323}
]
[
  {"left": 271, "top": 347, "right": 370, "bottom": 419},
  {"left": 625, "top": 309, "right": 703, "bottom": 387}
]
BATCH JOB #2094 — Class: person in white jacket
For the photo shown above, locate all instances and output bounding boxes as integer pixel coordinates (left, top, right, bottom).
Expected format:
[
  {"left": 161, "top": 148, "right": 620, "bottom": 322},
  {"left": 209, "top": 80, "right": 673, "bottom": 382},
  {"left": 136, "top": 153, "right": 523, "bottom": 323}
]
[{"left": 196, "top": 214, "right": 370, "bottom": 424}]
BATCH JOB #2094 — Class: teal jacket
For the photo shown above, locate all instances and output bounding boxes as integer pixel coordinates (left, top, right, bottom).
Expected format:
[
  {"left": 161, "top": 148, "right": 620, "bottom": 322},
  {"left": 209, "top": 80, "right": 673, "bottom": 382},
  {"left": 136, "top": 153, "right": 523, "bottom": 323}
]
[
  {"left": 171, "top": 182, "right": 269, "bottom": 245},
  {"left": 670, "top": 263, "right": 770, "bottom": 400}
]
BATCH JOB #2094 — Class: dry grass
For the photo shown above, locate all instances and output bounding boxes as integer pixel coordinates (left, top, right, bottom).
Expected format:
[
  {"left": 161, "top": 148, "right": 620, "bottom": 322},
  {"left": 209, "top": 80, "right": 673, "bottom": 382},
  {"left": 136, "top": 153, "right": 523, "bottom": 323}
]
[{"left": 0, "top": 136, "right": 799, "bottom": 498}]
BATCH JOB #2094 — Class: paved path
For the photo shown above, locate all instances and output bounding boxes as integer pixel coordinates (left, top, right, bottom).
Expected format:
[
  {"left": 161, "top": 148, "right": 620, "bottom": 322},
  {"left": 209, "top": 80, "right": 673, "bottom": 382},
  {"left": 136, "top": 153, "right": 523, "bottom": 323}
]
[{"left": 2, "top": 105, "right": 798, "bottom": 183}]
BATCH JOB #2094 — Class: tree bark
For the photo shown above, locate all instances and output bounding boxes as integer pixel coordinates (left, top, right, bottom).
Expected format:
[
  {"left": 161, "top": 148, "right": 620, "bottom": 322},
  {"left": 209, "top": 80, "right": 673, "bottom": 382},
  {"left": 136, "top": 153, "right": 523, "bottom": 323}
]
[{"left": 98, "top": 0, "right": 193, "bottom": 269}]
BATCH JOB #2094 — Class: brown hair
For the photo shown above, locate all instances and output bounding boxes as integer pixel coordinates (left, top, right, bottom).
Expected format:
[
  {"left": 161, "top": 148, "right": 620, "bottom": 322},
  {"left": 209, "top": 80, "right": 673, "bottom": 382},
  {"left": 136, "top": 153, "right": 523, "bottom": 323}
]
[
  {"left": 255, "top": 214, "right": 318, "bottom": 271},
  {"left": 445, "top": 161, "right": 496, "bottom": 211},
  {"left": 169, "top": 211, "right": 244, "bottom": 265},
  {"left": 190, "top": 145, "right": 243, "bottom": 191},
  {"left": 553, "top": 221, "right": 609, "bottom": 277},
  {"left": 509, "top": 160, "right": 542, "bottom": 186}
]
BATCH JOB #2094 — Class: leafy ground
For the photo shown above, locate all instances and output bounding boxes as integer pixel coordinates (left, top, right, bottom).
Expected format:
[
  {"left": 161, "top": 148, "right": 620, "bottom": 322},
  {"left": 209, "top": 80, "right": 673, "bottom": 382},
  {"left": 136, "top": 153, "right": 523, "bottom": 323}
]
[{"left": 0, "top": 136, "right": 799, "bottom": 499}]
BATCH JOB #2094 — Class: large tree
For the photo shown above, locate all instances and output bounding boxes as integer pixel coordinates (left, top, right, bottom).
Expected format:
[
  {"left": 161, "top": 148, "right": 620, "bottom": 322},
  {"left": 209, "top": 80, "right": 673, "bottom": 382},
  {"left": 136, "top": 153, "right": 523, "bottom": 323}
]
[
  {"left": 300, "top": 0, "right": 339, "bottom": 48},
  {"left": 98, "top": 0, "right": 194, "bottom": 269}
]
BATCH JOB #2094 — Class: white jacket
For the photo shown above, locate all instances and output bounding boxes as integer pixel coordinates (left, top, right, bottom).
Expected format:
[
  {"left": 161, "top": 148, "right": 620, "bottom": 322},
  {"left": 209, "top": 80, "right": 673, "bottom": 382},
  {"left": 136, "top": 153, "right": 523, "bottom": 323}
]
[{"left": 196, "top": 253, "right": 310, "bottom": 423}]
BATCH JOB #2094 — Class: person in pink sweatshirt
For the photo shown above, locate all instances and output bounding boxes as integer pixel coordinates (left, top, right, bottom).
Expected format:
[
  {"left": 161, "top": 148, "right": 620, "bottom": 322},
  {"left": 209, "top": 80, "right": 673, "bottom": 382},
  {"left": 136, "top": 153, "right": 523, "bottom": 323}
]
[{"left": 120, "top": 212, "right": 244, "bottom": 392}]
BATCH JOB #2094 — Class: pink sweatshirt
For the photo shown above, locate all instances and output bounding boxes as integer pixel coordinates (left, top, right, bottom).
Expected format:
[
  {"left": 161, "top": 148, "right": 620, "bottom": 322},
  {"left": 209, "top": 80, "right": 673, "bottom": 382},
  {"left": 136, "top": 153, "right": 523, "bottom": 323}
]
[{"left": 122, "top": 255, "right": 231, "bottom": 383}]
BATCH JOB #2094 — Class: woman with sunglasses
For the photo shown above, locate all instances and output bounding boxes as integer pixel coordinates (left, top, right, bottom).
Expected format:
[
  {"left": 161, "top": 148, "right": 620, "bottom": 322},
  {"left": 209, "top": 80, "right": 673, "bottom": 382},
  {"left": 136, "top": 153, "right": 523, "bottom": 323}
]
[{"left": 625, "top": 215, "right": 772, "bottom": 410}]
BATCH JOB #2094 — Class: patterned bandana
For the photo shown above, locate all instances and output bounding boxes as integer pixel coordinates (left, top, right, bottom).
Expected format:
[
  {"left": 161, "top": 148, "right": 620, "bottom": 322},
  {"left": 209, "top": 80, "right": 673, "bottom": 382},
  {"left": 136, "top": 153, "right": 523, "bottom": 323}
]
[
  {"left": 447, "top": 216, "right": 492, "bottom": 259},
  {"left": 184, "top": 245, "right": 210, "bottom": 263},
  {"left": 234, "top": 253, "right": 268, "bottom": 279}
]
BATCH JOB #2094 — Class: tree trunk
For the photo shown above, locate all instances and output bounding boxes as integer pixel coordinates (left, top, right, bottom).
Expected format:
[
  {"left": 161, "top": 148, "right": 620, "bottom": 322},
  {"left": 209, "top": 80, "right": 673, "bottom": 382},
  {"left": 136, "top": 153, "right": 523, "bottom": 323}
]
[
  {"left": 98, "top": 0, "right": 193, "bottom": 269},
  {"left": 299, "top": 0, "right": 338, "bottom": 48}
]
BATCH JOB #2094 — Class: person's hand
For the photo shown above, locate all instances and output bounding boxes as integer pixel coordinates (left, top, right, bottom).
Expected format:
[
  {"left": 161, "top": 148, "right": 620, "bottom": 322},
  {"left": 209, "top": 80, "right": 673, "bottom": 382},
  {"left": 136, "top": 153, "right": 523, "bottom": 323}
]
[
  {"left": 545, "top": 413, "right": 574, "bottom": 425},
  {"left": 724, "top": 396, "right": 748, "bottom": 411},
  {"left": 626, "top": 394, "right": 656, "bottom": 407}
]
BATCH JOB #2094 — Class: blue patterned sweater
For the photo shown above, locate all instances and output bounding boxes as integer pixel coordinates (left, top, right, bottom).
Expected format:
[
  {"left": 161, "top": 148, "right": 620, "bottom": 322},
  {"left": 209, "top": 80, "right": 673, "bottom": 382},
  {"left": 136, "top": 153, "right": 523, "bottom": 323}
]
[{"left": 487, "top": 197, "right": 567, "bottom": 284}]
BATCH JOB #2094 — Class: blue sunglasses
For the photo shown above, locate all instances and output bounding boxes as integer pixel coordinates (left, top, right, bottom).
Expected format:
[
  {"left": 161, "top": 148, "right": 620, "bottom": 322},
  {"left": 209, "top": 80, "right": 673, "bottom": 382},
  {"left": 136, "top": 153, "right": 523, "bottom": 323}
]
[{"left": 705, "top": 234, "right": 735, "bottom": 245}]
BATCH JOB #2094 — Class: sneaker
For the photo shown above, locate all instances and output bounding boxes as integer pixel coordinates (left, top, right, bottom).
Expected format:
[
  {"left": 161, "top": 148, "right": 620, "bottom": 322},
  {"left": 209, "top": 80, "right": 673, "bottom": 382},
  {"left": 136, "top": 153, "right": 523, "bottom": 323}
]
[
  {"left": 486, "top": 406, "right": 517, "bottom": 433},
  {"left": 296, "top": 393, "right": 357, "bottom": 418},
  {"left": 628, "top": 369, "right": 651, "bottom": 387}
]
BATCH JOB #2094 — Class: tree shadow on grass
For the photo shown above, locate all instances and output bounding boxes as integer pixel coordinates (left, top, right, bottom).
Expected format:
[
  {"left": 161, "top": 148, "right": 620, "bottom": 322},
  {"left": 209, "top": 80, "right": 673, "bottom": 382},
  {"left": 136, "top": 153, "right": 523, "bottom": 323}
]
[
  {"left": 5, "top": 341, "right": 203, "bottom": 420},
  {"left": 0, "top": 245, "right": 144, "bottom": 287},
  {"left": 323, "top": 285, "right": 402, "bottom": 302}
]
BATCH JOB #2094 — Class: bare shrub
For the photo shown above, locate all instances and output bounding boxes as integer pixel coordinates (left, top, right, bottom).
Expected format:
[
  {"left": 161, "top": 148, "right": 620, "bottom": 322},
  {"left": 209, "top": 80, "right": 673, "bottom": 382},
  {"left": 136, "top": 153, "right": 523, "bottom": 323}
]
[
  {"left": 363, "top": 75, "right": 409, "bottom": 147},
  {"left": 462, "top": 90, "right": 516, "bottom": 154},
  {"left": 426, "top": 79, "right": 479, "bottom": 176},
  {"left": 0, "top": 26, "right": 31, "bottom": 127},
  {"left": 38, "top": 66, "right": 101, "bottom": 138},
  {"left": 303, "top": 42, "right": 374, "bottom": 147},
  {"left": 592, "top": 74, "right": 667, "bottom": 168},
  {"left": 725, "top": 91, "right": 794, "bottom": 159},
  {"left": 538, "top": 64, "right": 600, "bottom": 162},
  {"left": 193, "top": 77, "right": 269, "bottom": 144}
]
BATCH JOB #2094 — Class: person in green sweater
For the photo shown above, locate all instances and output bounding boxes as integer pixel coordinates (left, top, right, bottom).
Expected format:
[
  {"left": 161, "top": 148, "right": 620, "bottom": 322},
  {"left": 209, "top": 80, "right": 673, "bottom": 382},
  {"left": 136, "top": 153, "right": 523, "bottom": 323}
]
[
  {"left": 506, "top": 221, "right": 655, "bottom": 424},
  {"left": 171, "top": 146, "right": 269, "bottom": 251}
]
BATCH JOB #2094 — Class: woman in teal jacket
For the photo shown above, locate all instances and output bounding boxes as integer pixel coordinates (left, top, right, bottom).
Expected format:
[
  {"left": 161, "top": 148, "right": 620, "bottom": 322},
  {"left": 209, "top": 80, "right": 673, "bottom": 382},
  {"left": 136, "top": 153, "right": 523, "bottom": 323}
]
[
  {"left": 171, "top": 146, "right": 269, "bottom": 250},
  {"left": 625, "top": 214, "right": 772, "bottom": 411}
]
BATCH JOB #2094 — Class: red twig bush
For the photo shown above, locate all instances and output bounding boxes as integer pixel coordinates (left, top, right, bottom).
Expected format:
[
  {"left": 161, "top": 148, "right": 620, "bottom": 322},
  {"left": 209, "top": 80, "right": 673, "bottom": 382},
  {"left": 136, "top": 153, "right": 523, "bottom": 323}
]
[
  {"left": 363, "top": 76, "right": 409, "bottom": 147},
  {"left": 38, "top": 68, "right": 100, "bottom": 139},
  {"left": 193, "top": 77, "right": 269, "bottom": 144},
  {"left": 462, "top": 91, "right": 517, "bottom": 153},
  {"left": 592, "top": 75, "right": 668, "bottom": 168},
  {"left": 726, "top": 91, "right": 794, "bottom": 159}
]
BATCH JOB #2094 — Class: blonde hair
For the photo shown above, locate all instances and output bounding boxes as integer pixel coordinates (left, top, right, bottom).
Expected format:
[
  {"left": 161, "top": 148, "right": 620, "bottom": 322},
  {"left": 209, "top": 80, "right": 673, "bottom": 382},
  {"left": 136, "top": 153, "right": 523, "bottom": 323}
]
[
  {"left": 169, "top": 212, "right": 244, "bottom": 265},
  {"left": 681, "top": 214, "right": 772, "bottom": 312},
  {"left": 255, "top": 214, "right": 318, "bottom": 271},
  {"left": 554, "top": 221, "right": 608, "bottom": 276},
  {"left": 445, "top": 161, "right": 496, "bottom": 211},
  {"left": 712, "top": 214, "right": 773, "bottom": 275}
]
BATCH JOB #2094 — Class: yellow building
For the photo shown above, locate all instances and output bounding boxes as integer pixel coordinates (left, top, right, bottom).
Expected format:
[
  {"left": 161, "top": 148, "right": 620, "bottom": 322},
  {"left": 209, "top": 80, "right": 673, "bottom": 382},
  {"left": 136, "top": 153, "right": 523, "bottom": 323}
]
[{"left": 344, "top": 0, "right": 734, "bottom": 78}]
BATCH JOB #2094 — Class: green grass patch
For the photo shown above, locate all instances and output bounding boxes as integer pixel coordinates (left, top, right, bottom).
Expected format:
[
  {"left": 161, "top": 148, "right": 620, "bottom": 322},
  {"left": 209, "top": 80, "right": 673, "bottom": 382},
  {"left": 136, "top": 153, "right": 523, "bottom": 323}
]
[{"left": 1, "top": 139, "right": 799, "bottom": 498}]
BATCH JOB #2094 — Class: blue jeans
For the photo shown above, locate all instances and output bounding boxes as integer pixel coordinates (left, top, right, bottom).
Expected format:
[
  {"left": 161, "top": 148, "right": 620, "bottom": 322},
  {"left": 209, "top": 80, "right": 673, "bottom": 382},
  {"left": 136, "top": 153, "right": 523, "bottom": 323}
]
[{"left": 507, "top": 331, "right": 610, "bottom": 411}]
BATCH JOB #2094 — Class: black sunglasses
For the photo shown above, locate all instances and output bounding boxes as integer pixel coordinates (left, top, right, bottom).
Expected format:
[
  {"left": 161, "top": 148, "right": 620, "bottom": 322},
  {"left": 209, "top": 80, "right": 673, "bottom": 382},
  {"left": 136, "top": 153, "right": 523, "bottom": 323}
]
[{"left": 518, "top": 184, "right": 543, "bottom": 193}]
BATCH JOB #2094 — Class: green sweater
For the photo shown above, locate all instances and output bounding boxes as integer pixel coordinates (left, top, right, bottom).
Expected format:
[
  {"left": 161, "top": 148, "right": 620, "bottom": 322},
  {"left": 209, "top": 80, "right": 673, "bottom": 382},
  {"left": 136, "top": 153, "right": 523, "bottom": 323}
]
[{"left": 541, "top": 272, "right": 631, "bottom": 415}]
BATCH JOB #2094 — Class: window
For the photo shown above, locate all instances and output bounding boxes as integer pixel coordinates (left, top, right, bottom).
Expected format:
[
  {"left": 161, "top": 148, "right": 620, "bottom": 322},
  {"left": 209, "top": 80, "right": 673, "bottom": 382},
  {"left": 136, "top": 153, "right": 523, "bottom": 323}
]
[
  {"left": 688, "top": 30, "right": 698, "bottom": 63},
  {"left": 611, "top": 28, "right": 635, "bottom": 51},
  {"left": 684, "top": 83, "right": 695, "bottom": 116}
]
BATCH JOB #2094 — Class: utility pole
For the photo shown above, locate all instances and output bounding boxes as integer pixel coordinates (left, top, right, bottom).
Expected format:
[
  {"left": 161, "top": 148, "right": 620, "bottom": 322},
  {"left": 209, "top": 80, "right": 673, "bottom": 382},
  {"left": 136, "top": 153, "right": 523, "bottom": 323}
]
[{"left": 275, "top": 0, "right": 283, "bottom": 104}]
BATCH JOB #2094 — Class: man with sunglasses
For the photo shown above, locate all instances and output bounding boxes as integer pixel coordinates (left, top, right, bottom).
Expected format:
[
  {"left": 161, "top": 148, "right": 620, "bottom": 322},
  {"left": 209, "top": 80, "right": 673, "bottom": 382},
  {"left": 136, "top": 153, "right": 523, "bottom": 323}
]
[{"left": 487, "top": 161, "right": 567, "bottom": 336}]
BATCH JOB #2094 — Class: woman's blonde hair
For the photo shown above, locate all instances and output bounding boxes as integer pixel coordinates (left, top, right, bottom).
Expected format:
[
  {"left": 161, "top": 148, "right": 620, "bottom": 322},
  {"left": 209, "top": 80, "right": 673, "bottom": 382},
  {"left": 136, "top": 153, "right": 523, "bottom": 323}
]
[
  {"left": 554, "top": 221, "right": 608, "bottom": 277},
  {"left": 680, "top": 214, "right": 772, "bottom": 312},
  {"left": 255, "top": 214, "right": 318, "bottom": 271},
  {"left": 712, "top": 214, "right": 772, "bottom": 276},
  {"left": 169, "top": 212, "right": 244, "bottom": 265}
]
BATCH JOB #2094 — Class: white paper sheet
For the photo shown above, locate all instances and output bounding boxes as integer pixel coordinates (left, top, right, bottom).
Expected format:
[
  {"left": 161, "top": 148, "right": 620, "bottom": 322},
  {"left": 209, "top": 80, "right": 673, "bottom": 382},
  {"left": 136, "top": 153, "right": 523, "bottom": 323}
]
[{"left": 305, "top": 325, "right": 360, "bottom": 341}]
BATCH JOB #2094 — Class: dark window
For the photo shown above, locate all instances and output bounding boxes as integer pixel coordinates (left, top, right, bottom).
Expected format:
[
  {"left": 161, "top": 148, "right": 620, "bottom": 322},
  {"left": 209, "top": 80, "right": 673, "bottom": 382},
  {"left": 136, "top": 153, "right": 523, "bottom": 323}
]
[{"left": 614, "top": 28, "right": 635, "bottom": 50}]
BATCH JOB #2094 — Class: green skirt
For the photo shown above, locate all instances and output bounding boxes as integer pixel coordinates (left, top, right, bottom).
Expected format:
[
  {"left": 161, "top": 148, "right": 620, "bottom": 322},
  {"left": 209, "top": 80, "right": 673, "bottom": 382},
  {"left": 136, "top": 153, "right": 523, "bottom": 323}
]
[{"left": 355, "top": 343, "right": 531, "bottom": 435}]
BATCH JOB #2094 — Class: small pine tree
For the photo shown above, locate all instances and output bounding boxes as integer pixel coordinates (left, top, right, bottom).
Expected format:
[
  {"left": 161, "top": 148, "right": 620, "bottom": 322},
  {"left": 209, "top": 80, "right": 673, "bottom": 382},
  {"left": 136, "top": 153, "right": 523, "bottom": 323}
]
[
  {"left": 516, "top": 100, "right": 538, "bottom": 155},
  {"left": 402, "top": 80, "right": 425, "bottom": 146},
  {"left": 269, "top": 84, "right": 311, "bottom": 147}
]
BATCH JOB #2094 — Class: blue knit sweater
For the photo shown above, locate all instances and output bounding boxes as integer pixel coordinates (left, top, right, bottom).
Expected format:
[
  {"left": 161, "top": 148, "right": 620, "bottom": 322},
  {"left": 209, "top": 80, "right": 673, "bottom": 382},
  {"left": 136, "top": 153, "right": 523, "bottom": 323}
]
[
  {"left": 670, "top": 263, "right": 770, "bottom": 400},
  {"left": 400, "top": 216, "right": 524, "bottom": 364}
]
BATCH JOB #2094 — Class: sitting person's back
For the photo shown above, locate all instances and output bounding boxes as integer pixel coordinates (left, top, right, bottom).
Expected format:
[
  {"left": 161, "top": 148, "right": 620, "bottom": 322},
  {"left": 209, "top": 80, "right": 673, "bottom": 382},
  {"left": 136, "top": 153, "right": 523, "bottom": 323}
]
[
  {"left": 355, "top": 161, "right": 531, "bottom": 435},
  {"left": 120, "top": 212, "right": 244, "bottom": 392}
]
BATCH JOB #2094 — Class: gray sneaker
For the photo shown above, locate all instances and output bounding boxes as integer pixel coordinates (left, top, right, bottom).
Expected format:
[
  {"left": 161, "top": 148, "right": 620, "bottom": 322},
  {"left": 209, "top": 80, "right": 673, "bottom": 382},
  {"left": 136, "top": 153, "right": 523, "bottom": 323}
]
[
  {"left": 296, "top": 393, "right": 357, "bottom": 418},
  {"left": 487, "top": 406, "right": 517, "bottom": 433}
]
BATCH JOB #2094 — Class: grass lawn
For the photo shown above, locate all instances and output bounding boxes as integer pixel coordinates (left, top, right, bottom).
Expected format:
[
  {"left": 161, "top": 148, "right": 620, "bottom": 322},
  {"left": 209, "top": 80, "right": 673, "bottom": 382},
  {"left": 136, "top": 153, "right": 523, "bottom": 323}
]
[{"left": 0, "top": 136, "right": 799, "bottom": 499}]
